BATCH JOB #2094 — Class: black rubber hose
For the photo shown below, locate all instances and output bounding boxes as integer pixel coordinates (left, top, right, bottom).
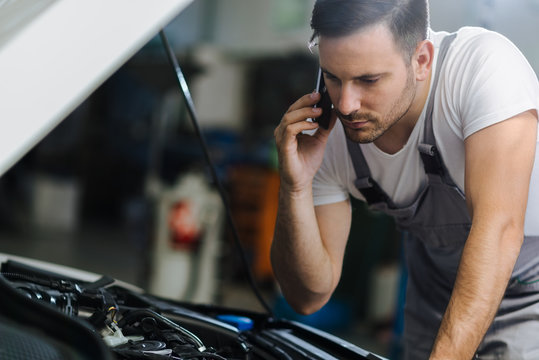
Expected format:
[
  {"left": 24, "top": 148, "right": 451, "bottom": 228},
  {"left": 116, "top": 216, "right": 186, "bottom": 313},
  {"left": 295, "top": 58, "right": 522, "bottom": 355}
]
[{"left": 159, "top": 29, "right": 273, "bottom": 316}]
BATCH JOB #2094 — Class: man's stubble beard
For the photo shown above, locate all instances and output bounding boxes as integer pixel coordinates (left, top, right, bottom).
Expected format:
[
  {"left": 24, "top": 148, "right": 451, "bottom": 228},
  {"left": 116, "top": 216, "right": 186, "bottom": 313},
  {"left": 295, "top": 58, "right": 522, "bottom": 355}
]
[{"left": 342, "top": 67, "right": 417, "bottom": 144}]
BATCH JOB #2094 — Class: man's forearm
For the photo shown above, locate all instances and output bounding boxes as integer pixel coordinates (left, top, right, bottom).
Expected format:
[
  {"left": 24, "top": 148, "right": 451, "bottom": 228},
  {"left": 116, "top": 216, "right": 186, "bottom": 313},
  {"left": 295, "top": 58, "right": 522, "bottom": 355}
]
[
  {"left": 430, "top": 222, "right": 523, "bottom": 359},
  {"left": 271, "top": 186, "right": 337, "bottom": 314}
]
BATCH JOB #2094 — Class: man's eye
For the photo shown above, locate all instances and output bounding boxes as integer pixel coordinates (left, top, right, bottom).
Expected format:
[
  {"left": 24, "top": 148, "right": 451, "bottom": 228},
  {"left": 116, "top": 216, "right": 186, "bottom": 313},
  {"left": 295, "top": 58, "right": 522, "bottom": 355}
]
[
  {"left": 324, "top": 75, "right": 340, "bottom": 84},
  {"left": 325, "top": 74, "right": 337, "bottom": 81},
  {"left": 362, "top": 78, "right": 380, "bottom": 84}
]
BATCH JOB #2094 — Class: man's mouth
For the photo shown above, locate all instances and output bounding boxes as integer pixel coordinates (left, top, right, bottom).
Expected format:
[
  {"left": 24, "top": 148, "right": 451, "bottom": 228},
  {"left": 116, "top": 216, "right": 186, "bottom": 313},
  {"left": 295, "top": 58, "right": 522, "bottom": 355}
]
[
  {"left": 341, "top": 118, "right": 369, "bottom": 129},
  {"left": 336, "top": 110, "right": 376, "bottom": 129}
]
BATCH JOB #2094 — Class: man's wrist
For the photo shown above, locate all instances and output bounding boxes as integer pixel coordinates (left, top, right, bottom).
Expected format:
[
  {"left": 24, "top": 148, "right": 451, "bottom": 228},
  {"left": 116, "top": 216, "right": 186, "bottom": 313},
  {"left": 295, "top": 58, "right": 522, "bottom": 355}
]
[{"left": 279, "top": 182, "right": 313, "bottom": 200}]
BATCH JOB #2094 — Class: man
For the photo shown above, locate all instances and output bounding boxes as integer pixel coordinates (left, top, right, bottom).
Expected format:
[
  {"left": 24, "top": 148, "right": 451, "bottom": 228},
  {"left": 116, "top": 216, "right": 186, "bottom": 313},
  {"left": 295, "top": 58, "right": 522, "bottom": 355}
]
[{"left": 271, "top": 0, "right": 539, "bottom": 359}]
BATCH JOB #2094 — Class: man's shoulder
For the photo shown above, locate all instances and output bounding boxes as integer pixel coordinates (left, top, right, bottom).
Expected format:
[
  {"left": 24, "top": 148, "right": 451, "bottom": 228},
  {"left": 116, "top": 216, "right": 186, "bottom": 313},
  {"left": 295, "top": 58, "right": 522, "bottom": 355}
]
[
  {"left": 430, "top": 26, "right": 515, "bottom": 53},
  {"left": 431, "top": 26, "right": 538, "bottom": 141}
]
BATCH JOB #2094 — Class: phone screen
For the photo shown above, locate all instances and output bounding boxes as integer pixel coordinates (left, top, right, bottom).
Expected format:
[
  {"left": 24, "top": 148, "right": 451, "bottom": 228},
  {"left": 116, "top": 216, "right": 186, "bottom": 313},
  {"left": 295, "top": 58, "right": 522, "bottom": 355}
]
[{"left": 313, "top": 68, "right": 332, "bottom": 129}]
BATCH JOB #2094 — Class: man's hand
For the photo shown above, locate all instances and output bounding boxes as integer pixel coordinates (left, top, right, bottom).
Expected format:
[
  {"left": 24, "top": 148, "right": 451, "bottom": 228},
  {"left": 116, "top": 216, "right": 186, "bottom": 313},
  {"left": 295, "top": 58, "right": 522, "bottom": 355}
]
[
  {"left": 271, "top": 92, "right": 350, "bottom": 315},
  {"left": 274, "top": 92, "right": 336, "bottom": 194}
]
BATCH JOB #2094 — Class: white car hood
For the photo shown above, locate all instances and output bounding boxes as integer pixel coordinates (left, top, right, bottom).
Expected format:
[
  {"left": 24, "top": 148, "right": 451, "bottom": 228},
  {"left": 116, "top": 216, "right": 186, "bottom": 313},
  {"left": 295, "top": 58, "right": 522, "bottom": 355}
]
[{"left": 0, "top": 0, "right": 192, "bottom": 176}]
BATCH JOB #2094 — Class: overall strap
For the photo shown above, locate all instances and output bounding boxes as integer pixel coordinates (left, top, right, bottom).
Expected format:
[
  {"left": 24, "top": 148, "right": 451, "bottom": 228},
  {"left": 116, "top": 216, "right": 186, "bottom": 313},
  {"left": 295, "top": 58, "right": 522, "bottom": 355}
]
[
  {"left": 346, "top": 137, "right": 394, "bottom": 206},
  {"left": 418, "top": 33, "right": 457, "bottom": 175}
]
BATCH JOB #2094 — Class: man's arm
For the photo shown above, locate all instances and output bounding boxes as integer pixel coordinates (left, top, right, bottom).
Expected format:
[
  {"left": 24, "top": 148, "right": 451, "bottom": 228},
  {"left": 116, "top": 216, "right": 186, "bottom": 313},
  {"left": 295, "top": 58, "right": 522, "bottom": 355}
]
[
  {"left": 271, "top": 91, "right": 351, "bottom": 315},
  {"left": 272, "top": 196, "right": 351, "bottom": 314},
  {"left": 430, "top": 109, "right": 538, "bottom": 359}
]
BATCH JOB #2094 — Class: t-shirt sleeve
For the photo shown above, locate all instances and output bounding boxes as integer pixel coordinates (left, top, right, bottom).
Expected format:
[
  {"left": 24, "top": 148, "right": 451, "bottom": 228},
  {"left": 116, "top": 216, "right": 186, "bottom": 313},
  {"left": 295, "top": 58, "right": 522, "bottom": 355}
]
[
  {"left": 312, "top": 164, "right": 349, "bottom": 206},
  {"left": 443, "top": 29, "right": 539, "bottom": 139},
  {"left": 312, "top": 125, "right": 351, "bottom": 206}
]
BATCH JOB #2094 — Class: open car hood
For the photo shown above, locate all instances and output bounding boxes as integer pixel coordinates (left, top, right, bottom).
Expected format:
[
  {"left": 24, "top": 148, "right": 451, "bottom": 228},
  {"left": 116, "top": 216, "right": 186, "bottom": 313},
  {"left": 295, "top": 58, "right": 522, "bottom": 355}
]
[{"left": 0, "top": 0, "right": 192, "bottom": 176}]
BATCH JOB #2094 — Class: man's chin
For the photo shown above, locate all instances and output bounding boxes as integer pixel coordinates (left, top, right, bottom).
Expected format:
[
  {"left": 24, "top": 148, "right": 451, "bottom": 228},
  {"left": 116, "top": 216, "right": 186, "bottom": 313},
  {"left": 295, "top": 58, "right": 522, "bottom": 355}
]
[{"left": 343, "top": 127, "right": 377, "bottom": 144}]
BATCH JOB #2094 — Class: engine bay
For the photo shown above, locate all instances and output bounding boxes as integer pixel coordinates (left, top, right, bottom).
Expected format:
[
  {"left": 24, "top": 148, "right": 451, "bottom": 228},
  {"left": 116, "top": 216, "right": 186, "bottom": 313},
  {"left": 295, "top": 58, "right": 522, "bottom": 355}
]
[
  {"left": 1, "top": 260, "right": 257, "bottom": 359},
  {"left": 0, "top": 257, "right": 383, "bottom": 360}
]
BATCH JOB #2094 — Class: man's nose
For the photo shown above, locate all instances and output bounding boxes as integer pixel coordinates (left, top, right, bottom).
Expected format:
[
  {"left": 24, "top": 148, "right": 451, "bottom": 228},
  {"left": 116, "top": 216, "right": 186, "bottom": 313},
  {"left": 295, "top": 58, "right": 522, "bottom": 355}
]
[{"left": 336, "top": 84, "right": 361, "bottom": 116}]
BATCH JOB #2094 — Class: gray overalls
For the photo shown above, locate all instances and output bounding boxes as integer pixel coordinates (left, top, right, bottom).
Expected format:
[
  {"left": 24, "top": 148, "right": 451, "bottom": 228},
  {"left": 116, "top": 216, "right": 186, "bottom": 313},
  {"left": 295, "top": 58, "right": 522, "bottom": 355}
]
[{"left": 346, "top": 34, "right": 539, "bottom": 359}]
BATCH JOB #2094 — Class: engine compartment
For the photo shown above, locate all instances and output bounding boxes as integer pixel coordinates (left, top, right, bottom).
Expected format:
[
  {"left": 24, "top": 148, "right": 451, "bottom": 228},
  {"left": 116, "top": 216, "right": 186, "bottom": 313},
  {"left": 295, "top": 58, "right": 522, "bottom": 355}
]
[
  {"left": 0, "top": 258, "right": 384, "bottom": 360},
  {"left": 0, "top": 262, "right": 254, "bottom": 359}
]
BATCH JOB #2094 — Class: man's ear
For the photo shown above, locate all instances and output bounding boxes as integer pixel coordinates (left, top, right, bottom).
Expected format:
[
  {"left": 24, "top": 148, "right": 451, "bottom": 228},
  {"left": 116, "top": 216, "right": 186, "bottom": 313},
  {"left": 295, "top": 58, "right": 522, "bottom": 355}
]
[{"left": 413, "top": 40, "right": 434, "bottom": 81}]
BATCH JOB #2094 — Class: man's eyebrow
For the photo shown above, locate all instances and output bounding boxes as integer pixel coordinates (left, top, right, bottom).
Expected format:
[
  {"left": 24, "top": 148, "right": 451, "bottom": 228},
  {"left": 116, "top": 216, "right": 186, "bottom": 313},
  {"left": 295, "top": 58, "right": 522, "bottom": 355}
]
[
  {"left": 321, "top": 67, "right": 387, "bottom": 80},
  {"left": 320, "top": 68, "right": 337, "bottom": 78}
]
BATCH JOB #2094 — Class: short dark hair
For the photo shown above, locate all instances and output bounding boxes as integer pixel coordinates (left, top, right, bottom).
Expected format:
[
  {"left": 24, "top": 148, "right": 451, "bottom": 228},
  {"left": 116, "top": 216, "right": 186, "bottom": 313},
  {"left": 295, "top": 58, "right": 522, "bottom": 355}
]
[{"left": 310, "top": 0, "right": 429, "bottom": 60}]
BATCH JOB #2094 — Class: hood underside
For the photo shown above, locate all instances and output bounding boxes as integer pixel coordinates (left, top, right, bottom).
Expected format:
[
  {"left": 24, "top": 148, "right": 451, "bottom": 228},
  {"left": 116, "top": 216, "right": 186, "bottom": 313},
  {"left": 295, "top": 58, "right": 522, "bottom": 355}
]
[{"left": 0, "top": 0, "right": 192, "bottom": 176}]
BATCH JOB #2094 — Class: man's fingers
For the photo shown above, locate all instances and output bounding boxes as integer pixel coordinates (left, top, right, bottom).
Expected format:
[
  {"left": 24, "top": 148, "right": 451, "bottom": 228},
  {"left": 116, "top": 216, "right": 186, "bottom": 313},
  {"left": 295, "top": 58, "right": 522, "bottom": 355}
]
[
  {"left": 276, "top": 116, "right": 320, "bottom": 143},
  {"left": 286, "top": 92, "right": 321, "bottom": 114},
  {"left": 314, "top": 109, "right": 338, "bottom": 135},
  {"left": 281, "top": 106, "right": 322, "bottom": 129},
  {"left": 274, "top": 92, "right": 325, "bottom": 148}
]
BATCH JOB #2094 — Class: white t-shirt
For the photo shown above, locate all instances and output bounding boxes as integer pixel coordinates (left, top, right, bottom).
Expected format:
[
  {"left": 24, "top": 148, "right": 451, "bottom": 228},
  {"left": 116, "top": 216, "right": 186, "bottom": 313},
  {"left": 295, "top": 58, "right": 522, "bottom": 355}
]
[{"left": 313, "top": 27, "right": 539, "bottom": 235}]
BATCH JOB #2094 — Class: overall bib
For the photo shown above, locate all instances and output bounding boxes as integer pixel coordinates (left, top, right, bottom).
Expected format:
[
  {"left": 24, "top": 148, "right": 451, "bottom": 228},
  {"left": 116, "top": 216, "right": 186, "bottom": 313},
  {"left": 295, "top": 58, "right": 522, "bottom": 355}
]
[{"left": 346, "top": 34, "right": 539, "bottom": 359}]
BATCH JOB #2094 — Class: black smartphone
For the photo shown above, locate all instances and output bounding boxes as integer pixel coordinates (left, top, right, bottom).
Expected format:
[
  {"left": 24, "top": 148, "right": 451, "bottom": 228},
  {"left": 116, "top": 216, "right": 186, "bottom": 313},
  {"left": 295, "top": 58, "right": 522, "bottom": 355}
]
[{"left": 313, "top": 68, "right": 332, "bottom": 129}]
